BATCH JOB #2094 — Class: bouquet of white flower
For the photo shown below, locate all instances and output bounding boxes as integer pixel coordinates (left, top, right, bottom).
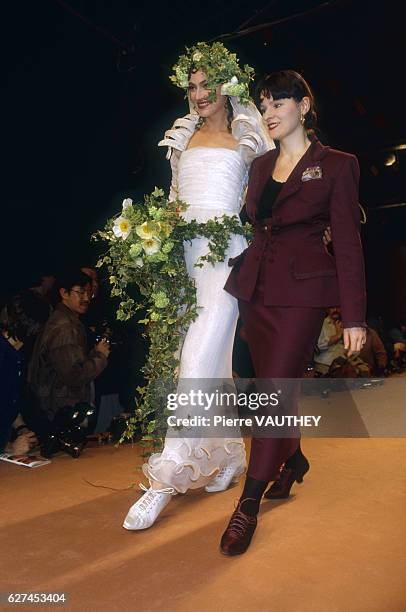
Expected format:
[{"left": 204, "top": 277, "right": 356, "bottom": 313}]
[{"left": 93, "top": 188, "right": 251, "bottom": 452}]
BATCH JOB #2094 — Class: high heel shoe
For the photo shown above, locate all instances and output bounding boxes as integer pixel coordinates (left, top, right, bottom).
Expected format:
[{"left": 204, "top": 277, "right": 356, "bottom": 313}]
[
  {"left": 220, "top": 498, "right": 258, "bottom": 556},
  {"left": 123, "top": 484, "right": 175, "bottom": 530},
  {"left": 205, "top": 464, "right": 246, "bottom": 493},
  {"left": 264, "top": 450, "right": 310, "bottom": 499}
]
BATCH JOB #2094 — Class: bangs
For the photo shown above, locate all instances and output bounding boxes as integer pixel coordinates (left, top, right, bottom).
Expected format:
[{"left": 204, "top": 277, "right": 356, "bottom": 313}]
[{"left": 255, "top": 71, "right": 308, "bottom": 106}]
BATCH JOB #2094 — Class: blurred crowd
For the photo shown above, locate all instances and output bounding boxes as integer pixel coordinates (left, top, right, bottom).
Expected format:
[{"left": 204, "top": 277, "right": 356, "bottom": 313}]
[
  {"left": 0, "top": 267, "right": 146, "bottom": 459},
  {"left": 312, "top": 307, "right": 406, "bottom": 378},
  {"left": 233, "top": 307, "right": 406, "bottom": 381},
  {"left": 1, "top": 267, "right": 405, "bottom": 461}
]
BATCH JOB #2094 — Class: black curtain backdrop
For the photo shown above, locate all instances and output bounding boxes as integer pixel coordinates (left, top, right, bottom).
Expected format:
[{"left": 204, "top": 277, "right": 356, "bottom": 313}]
[{"left": 3, "top": 0, "right": 405, "bottom": 319}]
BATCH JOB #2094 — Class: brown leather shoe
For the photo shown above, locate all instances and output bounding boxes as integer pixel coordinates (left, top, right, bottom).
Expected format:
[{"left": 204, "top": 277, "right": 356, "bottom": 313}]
[{"left": 220, "top": 498, "right": 258, "bottom": 556}]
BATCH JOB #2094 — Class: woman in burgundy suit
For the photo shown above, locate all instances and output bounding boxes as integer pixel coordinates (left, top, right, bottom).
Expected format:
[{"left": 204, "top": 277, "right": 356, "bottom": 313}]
[{"left": 220, "top": 70, "right": 367, "bottom": 555}]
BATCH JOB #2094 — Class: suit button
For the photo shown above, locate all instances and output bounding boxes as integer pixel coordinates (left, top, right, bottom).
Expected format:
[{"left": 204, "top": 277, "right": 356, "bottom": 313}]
[{"left": 264, "top": 225, "right": 267, "bottom": 230}]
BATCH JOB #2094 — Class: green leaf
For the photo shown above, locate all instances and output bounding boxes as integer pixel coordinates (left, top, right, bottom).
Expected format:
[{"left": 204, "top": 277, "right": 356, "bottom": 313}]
[{"left": 94, "top": 187, "right": 253, "bottom": 455}]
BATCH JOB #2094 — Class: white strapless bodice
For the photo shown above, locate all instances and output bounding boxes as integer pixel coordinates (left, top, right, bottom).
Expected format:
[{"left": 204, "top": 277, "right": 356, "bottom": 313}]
[{"left": 177, "top": 147, "right": 247, "bottom": 223}]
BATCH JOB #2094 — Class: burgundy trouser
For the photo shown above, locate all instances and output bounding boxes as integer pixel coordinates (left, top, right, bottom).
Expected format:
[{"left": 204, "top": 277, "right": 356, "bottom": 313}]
[{"left": 239, "top": 283, "right": 325, "bottom": 482}]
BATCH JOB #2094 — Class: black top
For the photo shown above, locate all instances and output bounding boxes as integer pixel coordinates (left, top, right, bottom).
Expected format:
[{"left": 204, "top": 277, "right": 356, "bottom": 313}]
[{"left": 255, "top": 176, "right": 285, "bottom": 221}]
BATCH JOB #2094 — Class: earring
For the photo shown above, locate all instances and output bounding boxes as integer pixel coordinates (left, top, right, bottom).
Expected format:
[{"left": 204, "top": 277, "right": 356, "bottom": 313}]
[{"left": 300, "top": 113, "right": 305, "bottom": 125}]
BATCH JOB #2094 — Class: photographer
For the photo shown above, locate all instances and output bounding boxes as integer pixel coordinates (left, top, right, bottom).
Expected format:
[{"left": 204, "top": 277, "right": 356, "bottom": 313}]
[{"left": 27, "top": 269, "right": 110, "bottom": 438}]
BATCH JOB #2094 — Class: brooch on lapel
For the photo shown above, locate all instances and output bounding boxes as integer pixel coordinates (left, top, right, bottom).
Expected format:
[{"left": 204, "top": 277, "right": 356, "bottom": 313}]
[{"left": 301, "top": 165, "right": 322, "bottom": 181}]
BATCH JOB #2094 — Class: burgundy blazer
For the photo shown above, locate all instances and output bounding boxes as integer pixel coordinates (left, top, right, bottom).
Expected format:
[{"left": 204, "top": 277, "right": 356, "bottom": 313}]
[{"left": 224, "top": 138, "right": 367, "bottom": 328}]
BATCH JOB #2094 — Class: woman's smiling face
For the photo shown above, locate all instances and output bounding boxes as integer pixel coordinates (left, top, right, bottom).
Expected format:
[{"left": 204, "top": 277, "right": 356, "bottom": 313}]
[
  {"left": 259, "top": 93, "right": 309, "bottom": 140},
  {"left": 188, "top": 70, "right": 226, "bottom": 118}
]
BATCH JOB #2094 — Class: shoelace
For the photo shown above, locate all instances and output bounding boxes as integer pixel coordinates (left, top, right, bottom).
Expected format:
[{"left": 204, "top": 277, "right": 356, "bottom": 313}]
[
  {"left": 227, "top": 509, "right": 256, "bottom": 537},
  {"left": 213, "top": 466, "right": 233, "bottom": 479},
  {"left": 136, "top": 483, "right": 174, "bottom": 512}
]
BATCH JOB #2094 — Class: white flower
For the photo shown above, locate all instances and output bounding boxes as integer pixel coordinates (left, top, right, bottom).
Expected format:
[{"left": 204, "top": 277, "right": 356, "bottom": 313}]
[
  {"left": 157, "top": 221, "right": 172, "bottom": 238},
  {"left": 230, "top": 76, "right": 238, "bottom": 84},
  {"left": 113, "top": 216, "right": 131, "bottom": 240},
  {"left": 136, "top": 221, "right": 159, "bottom": 240},
  {"left": 122, "top": 198, "right": 133, "bottom": 211},
  {"left": 221, "top": 82, "right": 245, "bottom": 97},
  {"left": 176, "top": 67, "right": 189, "bottom": 88},
  {"left": 142, "top": 237, "right": 161, "bottom": 255},
  {"left": 134, "top": 257, "right": 144, "bottom": 268},
  {"left": 192, "top": 51, "right": 202, "bottom": 62}
]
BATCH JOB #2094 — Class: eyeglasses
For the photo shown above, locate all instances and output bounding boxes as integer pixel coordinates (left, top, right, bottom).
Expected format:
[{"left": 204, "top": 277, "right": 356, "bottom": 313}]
[{"left": 71, "top": 289, "right": 93, "bottom": 299}]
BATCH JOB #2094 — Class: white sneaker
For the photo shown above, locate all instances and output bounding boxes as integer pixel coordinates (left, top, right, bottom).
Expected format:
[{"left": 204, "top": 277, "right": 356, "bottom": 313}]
[
  {"left": 123, "top": 484, "right": 175, "bottom": 530},
  {"left": 205, "top": 465, "right": 245, "bottom": 493}
]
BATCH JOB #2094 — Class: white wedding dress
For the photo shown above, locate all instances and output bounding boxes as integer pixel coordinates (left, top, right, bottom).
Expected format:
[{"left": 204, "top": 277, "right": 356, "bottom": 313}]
[{"left": 141, "top": 112, "right": 273, "bottom": 493}]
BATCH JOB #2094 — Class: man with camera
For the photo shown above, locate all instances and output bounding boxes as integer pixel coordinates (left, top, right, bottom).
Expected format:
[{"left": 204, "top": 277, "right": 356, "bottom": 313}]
[{"left": 27, "top": 270, "right": 110, "bottom": 446}]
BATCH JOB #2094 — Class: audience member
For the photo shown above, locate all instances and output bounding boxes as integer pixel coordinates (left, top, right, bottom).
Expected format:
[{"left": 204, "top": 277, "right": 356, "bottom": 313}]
[
  {"left": 0, "top": 331, "right": 23, "bottom": 451},
  {"left": 0, "top": 306, "right": 38, "bottom": 452},
  {"left": 27, "top": 269, "right": 110, "bottom": 439},
  {"left": 314, "top": 307, "right": 346, "bottom": 374},
  {"left": 314, "top": 308, "right": 371, "bottom": 378},
  {"left": 0, "top": 275, "right": 54, "bottom": 363},
  {"left": 388, "top": 318, "right": 406, "bottom": 363},
  {"left": 2, "top": 414, "right": 39, "bottom": 455},
  {"left": 358, "top": 327, "right": 388, "bottom": 375}
]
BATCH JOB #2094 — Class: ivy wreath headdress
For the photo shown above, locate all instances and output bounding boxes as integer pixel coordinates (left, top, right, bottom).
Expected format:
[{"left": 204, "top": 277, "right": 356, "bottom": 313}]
[{"left": 170, "top": 41, "right": 254, "bottom": 104}]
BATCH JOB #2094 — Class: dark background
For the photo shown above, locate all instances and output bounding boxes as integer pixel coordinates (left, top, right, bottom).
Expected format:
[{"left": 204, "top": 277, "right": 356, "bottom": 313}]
[{"left": 3, "top": 0, "right": 405, "bottom": 320}]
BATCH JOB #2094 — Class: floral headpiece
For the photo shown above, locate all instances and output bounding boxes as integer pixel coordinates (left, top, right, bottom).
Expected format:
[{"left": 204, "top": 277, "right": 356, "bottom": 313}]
[{"left": 169, "top": 41, "right": 254, "bottom": 105}]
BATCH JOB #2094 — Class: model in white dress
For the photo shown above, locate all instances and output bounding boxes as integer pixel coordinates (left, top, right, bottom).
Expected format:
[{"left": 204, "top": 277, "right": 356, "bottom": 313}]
[{"left": 123, "top": 94, "right": 272, "bottom": 530}]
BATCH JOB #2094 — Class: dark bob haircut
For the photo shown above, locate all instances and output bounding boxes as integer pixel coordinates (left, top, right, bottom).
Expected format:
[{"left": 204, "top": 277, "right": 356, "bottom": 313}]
[{"left": 255, "top": 70, "right": 317, "bottom": 134}]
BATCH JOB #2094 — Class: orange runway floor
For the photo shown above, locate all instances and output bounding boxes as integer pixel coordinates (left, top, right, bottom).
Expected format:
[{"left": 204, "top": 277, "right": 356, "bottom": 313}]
[{"left": 1, "top": 439, "right": 405, "bottom": 612}]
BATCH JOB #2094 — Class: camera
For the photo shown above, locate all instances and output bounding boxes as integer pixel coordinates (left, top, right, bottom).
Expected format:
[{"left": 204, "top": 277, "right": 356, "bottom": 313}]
[
  {"left": 94, "top": 333, "right": 122, "bottom": 349},
  {"left": 95, "top": 334, "right": 110, "bottom": 344},
  {"left": 41, "top": 403, "right": 96, "bottom": 458}
]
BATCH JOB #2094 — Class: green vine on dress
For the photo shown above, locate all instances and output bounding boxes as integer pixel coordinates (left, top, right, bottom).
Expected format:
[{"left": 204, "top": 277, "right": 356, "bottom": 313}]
[{"left": 93, "top": 188, "right": 252, "bottom": 454}]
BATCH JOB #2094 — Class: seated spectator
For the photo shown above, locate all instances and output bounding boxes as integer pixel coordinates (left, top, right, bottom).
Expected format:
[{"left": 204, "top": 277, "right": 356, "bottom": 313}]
[
  {"left": 27, "top": 269, "right": 110, "bottom": 439},
  {"left": 314, "top": 308, "right": 346, "bottom": 375},
  {"left": 314, "top": 308, "right": 370, "bottom": 378},
  {"left": 3, "top": 414, "right": 39, "bottom": 455},
  {"left": 358, "top": 327, "right": 388, "bottom": 375},
  {"left": 388, "top": 318, "right": 406, "bottom": 365},
  {"left": 388, "top": 318, "right": 406, "bottom": 343},
  {"left": 1, "top": 331, "right": 23, "bottom": 451},
  {"left": 0, "top": 311, "right": 38, "bottom": 452}
]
